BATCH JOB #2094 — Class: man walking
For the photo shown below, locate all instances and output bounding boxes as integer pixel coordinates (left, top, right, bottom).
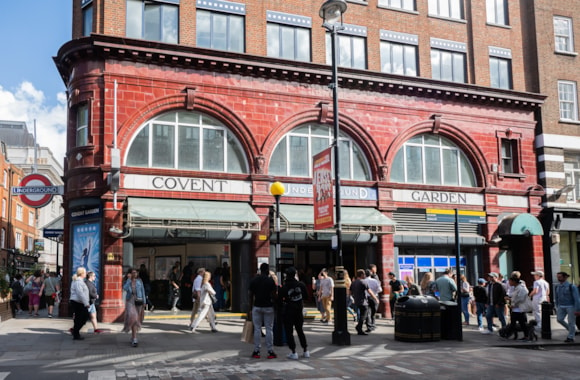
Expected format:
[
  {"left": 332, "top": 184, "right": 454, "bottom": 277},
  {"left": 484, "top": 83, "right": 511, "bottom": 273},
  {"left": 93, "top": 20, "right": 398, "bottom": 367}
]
[
  {"left": 318, "top": 268, "right": 334, "bottom": 324},
  {"left": 280, "top": 267, "right": 309, "bottom": 360},
  {"left": 365, "top": 269, "right": 382, "bottom": 331},
  {"left": 249, "top": 263, "right": 278, "bottom": 359},
  {"left": 554, "top": 271, "right": 580, "bottom": 343},
  {"left": 529, "top": 270, "right": 549, "bottom": 330},
  {"left": 189, "top": 268, "right": 205, "bottom": 323},
  {"left": 350, "top": 269, "right": 378, "bottom": 335},
  {"left": 482, "top": 272, "right": 507, "bottom": 335},
  {"left": 435, "top": 268, "right": 457, "bottom": 302}
]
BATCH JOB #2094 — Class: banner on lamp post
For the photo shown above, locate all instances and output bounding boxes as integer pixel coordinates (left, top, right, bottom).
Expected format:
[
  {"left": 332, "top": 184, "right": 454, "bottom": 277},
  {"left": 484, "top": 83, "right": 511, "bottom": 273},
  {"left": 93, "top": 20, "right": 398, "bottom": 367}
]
[{"left": 313, "top": 147, "right": 334, "bottom": 230}]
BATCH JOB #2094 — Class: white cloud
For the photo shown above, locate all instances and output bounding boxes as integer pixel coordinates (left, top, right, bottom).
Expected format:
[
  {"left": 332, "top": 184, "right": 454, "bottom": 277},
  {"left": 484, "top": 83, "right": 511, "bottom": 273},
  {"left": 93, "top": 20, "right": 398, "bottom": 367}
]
[{"left": 0, "top": 82, "right": 67, "bottom": 164}]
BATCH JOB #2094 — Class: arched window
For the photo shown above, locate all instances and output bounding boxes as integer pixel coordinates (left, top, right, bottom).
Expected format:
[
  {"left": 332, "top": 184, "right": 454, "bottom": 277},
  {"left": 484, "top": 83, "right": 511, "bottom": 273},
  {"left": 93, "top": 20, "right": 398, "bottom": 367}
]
[
  {"left": 391, "top": 134, "right": 476, "bottom": 186},
  {"left": 269, "top": 123, "right": 371, "bottom": 180},
  {"left": 126, "top": 111, "right": 248, "bottom": 173}
]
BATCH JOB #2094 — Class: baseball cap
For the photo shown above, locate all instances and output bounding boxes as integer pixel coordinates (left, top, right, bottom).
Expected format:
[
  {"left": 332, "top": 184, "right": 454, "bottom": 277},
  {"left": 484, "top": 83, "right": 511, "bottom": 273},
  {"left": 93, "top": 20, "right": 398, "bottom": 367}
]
[
  {"left": 477, "top": 278, "right": 486, "bottom": 284},
  {"left": 531, "top": 271, "right": 544, "bottom": 277},
  {"left": 487, "top": 272, "right": 498, "bottom": 278}
]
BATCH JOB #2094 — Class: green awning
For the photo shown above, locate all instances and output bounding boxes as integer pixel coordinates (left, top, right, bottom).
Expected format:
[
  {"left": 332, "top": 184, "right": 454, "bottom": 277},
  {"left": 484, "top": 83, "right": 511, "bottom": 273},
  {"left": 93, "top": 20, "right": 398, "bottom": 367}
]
[
  {"left": 279, "top": 204, "right": 395, "bottom": 234},
  {"left": 497, "top": 213, "right": 543, "bottom": 236},
  {"left": 128, "top": 198, "right": 261, "bottom": 231}
]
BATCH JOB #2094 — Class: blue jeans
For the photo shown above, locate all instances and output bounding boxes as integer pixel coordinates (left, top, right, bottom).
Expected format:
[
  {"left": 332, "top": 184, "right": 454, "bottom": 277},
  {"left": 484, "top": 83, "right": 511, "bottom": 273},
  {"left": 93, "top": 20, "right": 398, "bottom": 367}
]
[
  {"left": 252, "top": 306, "right": 275, "bottom": 352},
  {"left": 460, "top": 296, "right": 470, "bottom": 324},
  {"left": 476, "top": 302, "right": 486, "bottom": 328},
  {"left": 556, "top": 305, "right": 577, "bottom": 339},
  {"left": 485, "top": 304, "right": 507, "bottom": 331}
]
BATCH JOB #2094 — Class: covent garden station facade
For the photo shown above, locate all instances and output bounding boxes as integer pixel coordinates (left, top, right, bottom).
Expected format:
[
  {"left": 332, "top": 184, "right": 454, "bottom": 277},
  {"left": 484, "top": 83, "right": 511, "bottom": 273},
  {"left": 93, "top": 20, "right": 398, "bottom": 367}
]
[{"left": 54, "top": 12, "right": 545, "bottom": 323}]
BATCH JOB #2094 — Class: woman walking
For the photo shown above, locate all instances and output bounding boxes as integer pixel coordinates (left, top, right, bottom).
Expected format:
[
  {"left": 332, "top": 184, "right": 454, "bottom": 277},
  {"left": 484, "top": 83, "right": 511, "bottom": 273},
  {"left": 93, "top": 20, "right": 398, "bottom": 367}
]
[
  {"left": 26, "top": 270, "right": 43, "bottom": 317},
  {"left": 189, "top": 271, "right": 218, "bottom": 333},
  {"left": 70, "top": 267, "right": 90, "bottom": 340},
  {"left": 86, "top": 271, "right": 101, "bottom": 333},
  {"left": 123, "top": 267, "right": 146, "bottom": 347},
  {"left": 459, "top": 274, "right": 472, "bottom": 325}
]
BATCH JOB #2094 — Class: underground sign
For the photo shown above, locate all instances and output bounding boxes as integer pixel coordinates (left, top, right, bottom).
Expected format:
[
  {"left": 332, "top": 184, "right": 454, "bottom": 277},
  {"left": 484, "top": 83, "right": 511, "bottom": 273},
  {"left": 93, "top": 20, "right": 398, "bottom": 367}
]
[{"left": 11, "top": 173, "right": 62, "bottom": 208}]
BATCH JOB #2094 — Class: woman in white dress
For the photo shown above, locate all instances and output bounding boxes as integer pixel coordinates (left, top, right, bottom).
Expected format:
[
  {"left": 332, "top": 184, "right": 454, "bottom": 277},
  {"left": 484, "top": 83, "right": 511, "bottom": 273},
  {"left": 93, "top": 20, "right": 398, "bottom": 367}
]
[{"left": 189, "top": 271, "right": 218, "bottom": 333}]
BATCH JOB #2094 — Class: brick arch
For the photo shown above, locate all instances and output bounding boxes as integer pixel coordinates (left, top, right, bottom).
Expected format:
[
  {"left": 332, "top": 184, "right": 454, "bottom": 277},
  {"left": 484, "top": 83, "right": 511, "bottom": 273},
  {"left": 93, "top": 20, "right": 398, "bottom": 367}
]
[
  {"left": 384, "top": 120, "right": 489, "bottom": 187},
  {"left": 261, "top": 108, "right": 383, "bottom": 179},
  {"left": 117, "top": 93, "right": 260, "bottom": 172}
]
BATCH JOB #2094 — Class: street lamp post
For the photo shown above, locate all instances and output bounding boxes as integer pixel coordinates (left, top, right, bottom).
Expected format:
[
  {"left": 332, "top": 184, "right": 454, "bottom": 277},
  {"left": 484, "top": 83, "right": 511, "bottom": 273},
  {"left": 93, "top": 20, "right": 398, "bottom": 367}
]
[
  {"left": 270, "top": 181, "right": 285, "bottom": 347},
  {"left": 320, "top": 0, "right": 350, "bottom": 346}
]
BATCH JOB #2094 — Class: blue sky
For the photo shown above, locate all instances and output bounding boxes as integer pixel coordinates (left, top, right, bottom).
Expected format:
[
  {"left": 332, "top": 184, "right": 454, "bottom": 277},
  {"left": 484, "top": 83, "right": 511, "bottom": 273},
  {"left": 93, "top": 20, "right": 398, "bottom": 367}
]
[{"left": 0, "top": 0, "right": 72, "bottom": 162}]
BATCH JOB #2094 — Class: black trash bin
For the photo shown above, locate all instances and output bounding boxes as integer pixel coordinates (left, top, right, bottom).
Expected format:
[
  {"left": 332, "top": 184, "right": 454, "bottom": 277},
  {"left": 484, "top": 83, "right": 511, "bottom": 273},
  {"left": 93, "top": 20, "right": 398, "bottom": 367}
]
[
  {"left": 439, "top": 300, "right": 460, "bottom": 340},
  {"left": 394, "top": 295, "right": 441, "bottom": 342}
]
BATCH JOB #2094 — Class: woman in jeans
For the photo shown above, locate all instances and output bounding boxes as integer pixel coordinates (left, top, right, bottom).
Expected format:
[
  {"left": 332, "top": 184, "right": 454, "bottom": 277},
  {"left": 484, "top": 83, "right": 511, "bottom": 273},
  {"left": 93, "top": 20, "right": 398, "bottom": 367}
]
[
  {"left": 459, "top": 275, "right": 472, "bottom": 325},
  {"left": 122, "top": 268, "right": 146, "bottom": 347}
]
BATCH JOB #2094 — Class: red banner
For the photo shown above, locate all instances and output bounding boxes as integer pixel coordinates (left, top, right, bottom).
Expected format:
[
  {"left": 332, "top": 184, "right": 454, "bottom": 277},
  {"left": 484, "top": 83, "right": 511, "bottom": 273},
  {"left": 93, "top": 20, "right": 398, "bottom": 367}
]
[{"left": 313, "top": 148, "right": 334, "bottom": 230}]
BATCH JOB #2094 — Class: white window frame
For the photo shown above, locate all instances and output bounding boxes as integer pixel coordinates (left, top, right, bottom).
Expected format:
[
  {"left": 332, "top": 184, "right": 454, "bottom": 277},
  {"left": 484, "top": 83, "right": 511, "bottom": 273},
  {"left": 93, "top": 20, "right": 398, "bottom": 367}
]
[
  {"left": 428, "top": 0, "right": 463, "bottom": 20},
  {"left": 486, "top": 0, "right": 508, "bottom": 26},
  {"left": 76, "top": 104, "right": 89, "bottom": 147},
  {"left": 0, "top": 228, "right": 5, "bottom": 249},
  {"left": 558, "top": 80, "right": 579, "bottom": 121},
  {"left": 554, "top": 16, "right": 575, "bottom": 53},
  {"left": 16, "top": 204, "right": 23, "bottom": 221},
  {"left": 489, "top": 56, "right": 512, "bottom": 89},
  {"left": 15, "top": 231, "right": 22, "bottom": 250},
  {"left": 380, "top": 40, "right": 418, "bottom": 76},
  {"left": 564, "top": 153, "right": 580, "bottom": 203},
  {"left": 29, "top": 211, "right": 35, "bottom": 227},
  {"left": 1, "top": 199, "right": 5, "bottom": 218},
  {"left": 378, "top": 0, "right": 415, "bottom": 11}
]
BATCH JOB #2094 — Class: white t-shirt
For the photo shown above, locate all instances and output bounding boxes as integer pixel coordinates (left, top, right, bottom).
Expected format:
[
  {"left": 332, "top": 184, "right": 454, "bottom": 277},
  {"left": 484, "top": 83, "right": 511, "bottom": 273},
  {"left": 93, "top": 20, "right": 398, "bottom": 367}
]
[
  {"left": 193, "top": 274, "right": 203, "bottom": 302},
  {"left": 532, "top": 278, "right": 549, "bottom": 300},
  {"left": 320, "top": 277, "right": 334, "bottom": 297}
]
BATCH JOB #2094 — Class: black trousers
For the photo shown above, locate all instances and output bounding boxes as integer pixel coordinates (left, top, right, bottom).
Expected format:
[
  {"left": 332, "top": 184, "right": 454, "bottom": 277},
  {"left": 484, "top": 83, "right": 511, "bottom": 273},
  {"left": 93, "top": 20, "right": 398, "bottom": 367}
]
[
  {"left": 71, "top": 300, "right": 89, "bottom": 338},
  {"left": 283, "top": 309, "right": 307, "bottom": 353},
  {"left": 510, "top": 311, "right": 528, "bottom": 337},
  {"left": 356, "top": 304, "right": 369, "bottom": 333}
]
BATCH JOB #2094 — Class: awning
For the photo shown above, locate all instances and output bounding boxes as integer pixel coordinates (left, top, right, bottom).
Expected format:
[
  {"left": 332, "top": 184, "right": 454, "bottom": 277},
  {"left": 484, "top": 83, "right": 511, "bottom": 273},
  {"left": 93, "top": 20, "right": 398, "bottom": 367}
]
[
  {"left": 279, "top": 204, "right": 395, "bottom": 234},
  {"left": 497, "top": 213, "right": 543, "bottom": 236},
  {"left": 128, "top": 198, "right": 261, "bottom": 231},
  {"left": 42, "top": 214, "right": 64, "bottom": 239}
]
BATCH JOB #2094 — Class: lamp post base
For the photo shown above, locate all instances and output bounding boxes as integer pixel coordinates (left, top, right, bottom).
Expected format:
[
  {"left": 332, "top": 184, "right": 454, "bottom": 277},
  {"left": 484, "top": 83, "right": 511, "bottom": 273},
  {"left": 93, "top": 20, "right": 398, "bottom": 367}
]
[{"left": 332, "top": 286, "right": 351, "bottom": 346}]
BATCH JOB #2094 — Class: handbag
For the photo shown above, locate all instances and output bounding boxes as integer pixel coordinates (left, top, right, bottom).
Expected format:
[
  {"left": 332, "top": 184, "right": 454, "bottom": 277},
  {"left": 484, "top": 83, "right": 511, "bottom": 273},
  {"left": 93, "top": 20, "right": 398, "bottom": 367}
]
[
  {"left": 241, "top": 320, "right": 254, "bottom": 344},
  {"left": 134, "top": 298, "right": 144, "bottom": 307},
  {"left": 521, "top": 297, "right": 533, "bottom": 313},
  {"left": 209, "top": 292, "right": 218, "bottom": 304}
]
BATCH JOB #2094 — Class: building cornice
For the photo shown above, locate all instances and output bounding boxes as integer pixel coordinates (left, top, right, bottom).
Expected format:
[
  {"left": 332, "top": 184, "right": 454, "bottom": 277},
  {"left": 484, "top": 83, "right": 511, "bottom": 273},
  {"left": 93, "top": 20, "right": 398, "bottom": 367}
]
[{"left": 54, "top": 34, "right": 546, "bottom": 110}]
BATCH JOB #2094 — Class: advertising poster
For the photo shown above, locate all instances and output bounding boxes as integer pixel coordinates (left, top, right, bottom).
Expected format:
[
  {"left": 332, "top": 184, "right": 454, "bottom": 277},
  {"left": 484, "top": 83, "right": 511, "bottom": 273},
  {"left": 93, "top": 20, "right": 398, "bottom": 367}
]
[
  {"left": 72, "top": 222, "right": 101, "bottom": 290},
  {"left": 313, "top": 147, "right": 334, "bottom": 230}
]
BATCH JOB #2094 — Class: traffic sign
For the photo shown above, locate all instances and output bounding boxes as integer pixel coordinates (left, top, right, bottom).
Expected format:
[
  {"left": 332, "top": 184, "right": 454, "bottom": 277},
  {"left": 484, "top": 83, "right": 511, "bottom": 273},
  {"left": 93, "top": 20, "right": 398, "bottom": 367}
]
[{"left": 12, "top": 173, "right": 62, "bottom": 208}]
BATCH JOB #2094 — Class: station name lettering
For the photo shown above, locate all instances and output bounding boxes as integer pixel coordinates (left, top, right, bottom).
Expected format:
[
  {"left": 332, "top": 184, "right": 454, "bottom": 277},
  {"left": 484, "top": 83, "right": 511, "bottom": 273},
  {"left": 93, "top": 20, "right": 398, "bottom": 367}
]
[
  {"left": 411, "top": 191, "right": 467, "bottom": 204},
  {"left": 152, "top": 176, "right": 228, "bottom": 192}
]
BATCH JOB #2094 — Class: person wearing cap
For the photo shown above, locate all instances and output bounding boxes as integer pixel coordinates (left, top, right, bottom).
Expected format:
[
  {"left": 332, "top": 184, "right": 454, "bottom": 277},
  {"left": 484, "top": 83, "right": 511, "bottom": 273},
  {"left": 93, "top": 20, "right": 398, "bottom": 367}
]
[
  {"left": 473, "top": 278, "right": 487, "bottom": 331},
  {"left": 280, "top": 267, "right": 309, "bottom": 360},
  {"left": 554, "top": 271, "right": 580, "bottom": 343},
  {"left": 482, "top": 272, "right": 507, "bottom": 335},
  {"left": 529, "top": 270, "right": 550, "bottom": 329},
  {"left": 387, "top": 272, "right": 404, "bottom": 319}
]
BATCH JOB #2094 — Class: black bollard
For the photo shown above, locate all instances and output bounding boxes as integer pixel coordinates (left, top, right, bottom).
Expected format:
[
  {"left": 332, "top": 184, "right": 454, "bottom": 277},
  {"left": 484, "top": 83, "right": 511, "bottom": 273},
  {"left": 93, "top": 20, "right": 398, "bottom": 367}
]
[{"left": 541, "top": 301, "right": 552, "bottom": 339}]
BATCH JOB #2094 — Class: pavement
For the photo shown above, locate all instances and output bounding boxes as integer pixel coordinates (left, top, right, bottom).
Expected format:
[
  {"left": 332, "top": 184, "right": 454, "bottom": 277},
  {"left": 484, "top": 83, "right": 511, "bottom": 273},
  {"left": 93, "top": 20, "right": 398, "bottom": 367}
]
[{"left": 0, "top": 306, "right": 578, "bottom": 379}]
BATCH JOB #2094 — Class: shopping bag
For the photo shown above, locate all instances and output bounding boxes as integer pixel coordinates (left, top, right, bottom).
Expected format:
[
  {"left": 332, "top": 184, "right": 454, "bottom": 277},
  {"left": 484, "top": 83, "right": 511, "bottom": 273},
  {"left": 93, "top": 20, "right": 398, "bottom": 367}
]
[{"left": 241, "top": 320, "right": 254, "bottom": 344}]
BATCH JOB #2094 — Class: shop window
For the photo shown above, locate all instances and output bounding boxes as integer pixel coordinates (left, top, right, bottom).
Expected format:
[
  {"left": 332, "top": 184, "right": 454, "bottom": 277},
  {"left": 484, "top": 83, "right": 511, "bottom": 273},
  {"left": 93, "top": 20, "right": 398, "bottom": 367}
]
[
  {"left": 486, "top": 0, "right": 508, "bottom": 26},
  {"left": 564, "top": 152, "right": 580, "bottom": 203},
  {"left": 391, "top": 134, "right": 476, "bottom": 186},
  {"left": 82, "top": 0, "right": 93, "bottom": 36},
  {"left": 428, "top": 0, "right": 463, "bottom": 20},
  {"left": 126, "top": 0, "right": 179, "bottom": 44},
  {"left": 126, "top": 111, "right": 248, "bottom": 173},
  {"left": 196, "top": 8, "right": 244, "bottom": 52},
  {"left": 378, "top": 0, "right": 415, "bottom": 11},
  {"left": 325, "top": 24, "right": 367, "bottom": 69},
  {"left": 269, "top": 123, "right": 371, "bottom": 180},
  {"left": 266, "top": 11, "right": 311, "bottom": 62},
  {"left": 76, "top": 104, "right": 89, "bottom": 147},
  {"left": 554, "top": 16, "right": 575, "bottom": 53},
  {"left": 558, "top": 80, "right": 579, "bottom": 121}
]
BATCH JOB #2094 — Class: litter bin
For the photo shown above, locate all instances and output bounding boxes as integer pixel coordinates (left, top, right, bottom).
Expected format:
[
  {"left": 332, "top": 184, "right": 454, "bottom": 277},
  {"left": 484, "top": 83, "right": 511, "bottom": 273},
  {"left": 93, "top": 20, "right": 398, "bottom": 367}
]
[
  {"left": 439, "top": 300, "right": 460, "bottom": 340},
  {"left": 394, "top": 295, "right": 441, "bottom": 342},
  {"left": 541, "top": 301, "right": 553, "bottom": 339}
]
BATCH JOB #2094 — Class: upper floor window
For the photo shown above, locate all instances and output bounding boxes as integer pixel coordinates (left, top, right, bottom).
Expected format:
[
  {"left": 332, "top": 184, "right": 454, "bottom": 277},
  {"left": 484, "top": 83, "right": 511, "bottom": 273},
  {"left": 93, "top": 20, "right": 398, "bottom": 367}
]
[
  {"left": 378, "top": 0, "right": 415, "bottom": 11},
  {"left": 2, "top": 170, "right": 6, "bottom": 187},
  {"left": 126, "top": 0, "right": 179, "bottom": 44},
  {"left": 430, "top": 38, "right": 466, "bottom": 83},
  {"left": 266, "top": 11, "right": 311, "bottom": 62},
  {"left": 500, "top": 139, "right": 517, "bottom": 174},
  {"left": 554, "top": 16, "right": 575, "bottom": 53},
  {"left": 15, "top": 232, "right": 22, "bottom": 250},
  {"left": 326, "top": 24, "right": 367, "bottom": 69},
  {"left": 76, "top": 104, "right": 89, "bottom": 147},
  {"left": 196, "top": 1, "right": 245, "bottom": 53},
  {"left": 428, "top": 0, "right": 463, "bottom": 20},
  {"left": 391, "top": 134, "right": 476, "bottom": 187},
  {"left": 126, "top": 111, "right": 248, "bottom": 173},
  {"left": 486, "top": 0, "right": 508, "bottom": 26},
  {"left": 558, "top": 80, "right": 579, "bottom": 121},
  {"left": 0, "top": 228, "right": 4, "bottom": 249},
  {"left": 269, "top": 123, "right": 371, "bottom": 180},
  {"left": 16, "top": 204, "right": 23, "bottom": 221},
  {"left": 1, "top": 199, "right": 5, "bottom": 218},
  {"left": 28, "top": 211, "right": 35, "bottom": 227},
  {"left": 82, "top": 0, "right": 93, "bottom": 36},
  {"left": 27, "top": 236, "right": 34, "bottom": 251},
  {"left": 380, "top": 31, "right": 418, "bottom": 76},
  {"left": 564, "top": 152, "right": 580, "bottom": 203},
  {"left": 489, "top": 47, "right": 512, "bottom": 89}
]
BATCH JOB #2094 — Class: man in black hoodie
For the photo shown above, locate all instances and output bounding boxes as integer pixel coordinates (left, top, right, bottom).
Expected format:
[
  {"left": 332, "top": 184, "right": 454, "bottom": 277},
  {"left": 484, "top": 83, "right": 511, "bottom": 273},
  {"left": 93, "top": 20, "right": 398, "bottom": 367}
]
[{"left": 280, "top": 267, "right": 309, "bottom": 360}]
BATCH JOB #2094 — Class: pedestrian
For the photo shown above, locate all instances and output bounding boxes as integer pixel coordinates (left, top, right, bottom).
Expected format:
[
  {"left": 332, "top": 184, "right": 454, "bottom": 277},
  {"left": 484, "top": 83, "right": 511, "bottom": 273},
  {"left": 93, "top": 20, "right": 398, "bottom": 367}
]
[
  {"left": 86, "top": 271, "right": 102, "bottom": 333},
  {"left": 473, "top": 278, "right": 487, "bottom": 331},
  {"left": 505, "top": 275, "right": 530, "bottom": 341},
  {"left": 169, "top": 265, "right": 181, "bottom": 312},
  {"left": 139, "top": 264, "right": 154, "bottom": 312},
  {"left": 69, "top": 267, "right": 90, "bottom": 340},
  {"left": 350, "top": 269, "right": 378, "bottom": 335},
  {"left": 318, "top": 268, "right": 334, "bottom": 324},
  {"left": 11, "top": 274, "right": 24, "bottom": 315},
  {"left": 529, "top": 270, "right": 549, "bottom": 329},
  {"left": 213, "top": 266, "right": 225, "bottom": 311},
  {"left": 189, "top": 271, "right": 218, "bottom": 333},
  {"left": 40, "top": 271, "right": 61, "bottom": 318},
  {"left": 189, "top": 267, "right": 206, "bottom": 324},
  {"left": 420, "top": 272, "right": 436, "bottom": 296},
  {"left": 122, "top": 267, "right": 146, "bottom": 347},
  {"left": 248, "top": 263, "right": 278, "bottom": 359},
  {"left": 554, "top": 271, "right": 580, "bottom": 343},
  {"left": 435, "top": 268, "right": 457, "bottom": 302},
  {"left": 387, "top": 271, "right": 404, "bottom": 319},
  {"left": 26, "top": 270, "right": 43, "bottom": 317},
  {"left": 366, "top": 269, "right": 383, "bottom": 330},
  {"left": 368, "top": 264, "right": 380, "bottom": 282},
  {"left": 280, "top": 267, "right": 309, "bottom": 360},
  {"left": 405, "top": 275, "right": 421, "bottom": 295},
  {"left": 343, "top": 269, "right": 357, "bottom": 322},
  {"left": 482, "top": 272, "right": 507, "bottom": 335},
  {"left": 312, "top": 272, "right": 324, "bottom": 321},
  {"left": 459, "top": 274, "right": 471, "bottom": 325}
]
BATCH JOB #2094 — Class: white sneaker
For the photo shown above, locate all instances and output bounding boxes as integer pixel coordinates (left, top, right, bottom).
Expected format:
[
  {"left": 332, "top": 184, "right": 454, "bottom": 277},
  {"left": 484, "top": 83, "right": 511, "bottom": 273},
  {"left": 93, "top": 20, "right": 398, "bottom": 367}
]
[
  {"left": 481, "top": 329, "right": 492, "bottom": 335},
  {"left": 478, "top": 326, "right": 484, "bottom": 331},
  {"left": 492, "top": 327, "right": 499, "bottom": 332},
  {"left": 303, "top": 351, "right": 310, "bottom": 358},
  {"left": 287, "top": 352, "right": 299, "bottom": 360}
]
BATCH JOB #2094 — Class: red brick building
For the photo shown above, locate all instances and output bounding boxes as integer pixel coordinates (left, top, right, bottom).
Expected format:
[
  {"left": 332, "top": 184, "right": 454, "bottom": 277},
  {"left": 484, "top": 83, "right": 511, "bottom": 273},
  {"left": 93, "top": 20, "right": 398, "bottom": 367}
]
[{"left": 55, "top": 0, "right": 545, "bottom": 321}]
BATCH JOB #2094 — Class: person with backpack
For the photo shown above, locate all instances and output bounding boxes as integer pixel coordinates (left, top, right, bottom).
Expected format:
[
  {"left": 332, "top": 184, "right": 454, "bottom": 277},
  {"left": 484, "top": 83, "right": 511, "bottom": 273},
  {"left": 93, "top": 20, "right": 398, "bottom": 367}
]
[{"left": 554, "top": 271, "right": 580, "bottom": 343}]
